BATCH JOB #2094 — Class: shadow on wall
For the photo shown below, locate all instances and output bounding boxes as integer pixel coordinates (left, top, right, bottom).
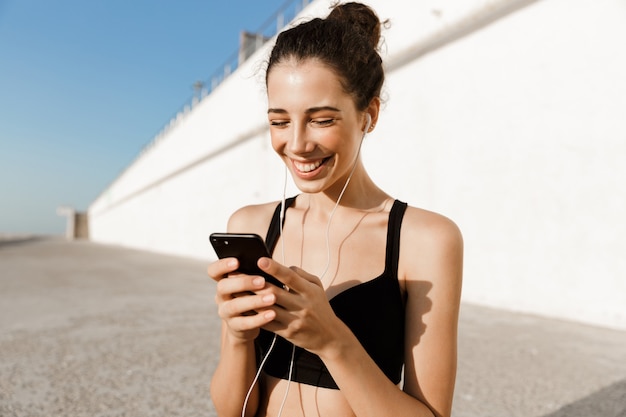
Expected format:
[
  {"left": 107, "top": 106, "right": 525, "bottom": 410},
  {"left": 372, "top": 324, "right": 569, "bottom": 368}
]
[{"left": 541, "top": 379, "right": 626, "bottom": 417}]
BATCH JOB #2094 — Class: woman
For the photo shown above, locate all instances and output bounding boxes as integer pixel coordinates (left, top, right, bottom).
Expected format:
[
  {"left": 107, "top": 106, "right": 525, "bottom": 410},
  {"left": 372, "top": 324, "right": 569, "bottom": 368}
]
[{"left": 207, "top": 3, "right": 463, "bottom": 417}]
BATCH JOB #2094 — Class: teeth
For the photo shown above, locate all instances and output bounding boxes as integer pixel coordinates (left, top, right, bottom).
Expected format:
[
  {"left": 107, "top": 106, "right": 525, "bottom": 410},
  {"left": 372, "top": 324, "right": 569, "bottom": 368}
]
[{"left": 294, "top": 159, "right": 323, "bottom": 173}]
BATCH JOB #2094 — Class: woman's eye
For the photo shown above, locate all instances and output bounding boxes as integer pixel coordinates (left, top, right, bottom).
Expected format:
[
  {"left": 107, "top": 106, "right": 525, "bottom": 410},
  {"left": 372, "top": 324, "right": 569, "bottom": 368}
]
[
  {"left": 270, "top": 120, "right": 289, "bottom": 127},
  {"left": 313, "top": 119, "right": 335, "bottom": 126}
]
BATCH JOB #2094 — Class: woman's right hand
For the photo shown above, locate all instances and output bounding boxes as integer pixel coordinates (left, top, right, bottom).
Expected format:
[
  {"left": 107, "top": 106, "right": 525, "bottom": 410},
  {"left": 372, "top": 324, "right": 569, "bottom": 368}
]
[{"left": 207, "top": 257, "right": 278, "bottom": 342}]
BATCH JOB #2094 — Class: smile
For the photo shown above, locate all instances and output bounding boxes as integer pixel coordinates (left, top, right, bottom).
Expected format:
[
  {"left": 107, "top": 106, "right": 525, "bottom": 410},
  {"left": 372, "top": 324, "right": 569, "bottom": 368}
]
[{"left": 292, "top": 157, "right": 332, "bottom": 174}]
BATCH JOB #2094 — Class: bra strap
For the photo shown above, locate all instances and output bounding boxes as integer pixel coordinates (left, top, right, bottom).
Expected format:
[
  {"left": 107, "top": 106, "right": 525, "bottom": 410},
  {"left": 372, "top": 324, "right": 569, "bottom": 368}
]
[
  {"left": 265, "top": 196, "right": 297, "bottom": 253},
  {"left": 386, "top": 200, "right": 408, "bottom": 279}
]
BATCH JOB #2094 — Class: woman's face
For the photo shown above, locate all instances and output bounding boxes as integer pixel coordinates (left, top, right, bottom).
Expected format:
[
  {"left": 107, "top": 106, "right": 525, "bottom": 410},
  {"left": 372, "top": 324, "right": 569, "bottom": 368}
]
[{"left": 267, "top": 58, "right": 368, "bottom": 195}]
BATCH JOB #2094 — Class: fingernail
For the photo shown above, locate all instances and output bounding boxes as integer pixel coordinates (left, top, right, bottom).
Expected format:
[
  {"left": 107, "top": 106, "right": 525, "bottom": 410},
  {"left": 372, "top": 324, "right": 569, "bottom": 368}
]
[
  {"left": 258, "top": 258, "right": 270, "bottom": 268},
  {"left": 253, "top": 277, "right": 264, "bottom": 287},
  {"left": 227, "top": 259, "right": 237, "bottom": 267},
  {"left": 263, "top": 294, "right": 274, "bottom": 303}
]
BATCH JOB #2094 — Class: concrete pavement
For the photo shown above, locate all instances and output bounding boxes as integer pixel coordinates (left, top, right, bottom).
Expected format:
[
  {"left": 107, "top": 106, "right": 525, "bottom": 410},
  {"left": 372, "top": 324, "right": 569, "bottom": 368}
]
[{"left": 1, "top": 237, "right": 625, "bottom": 416}]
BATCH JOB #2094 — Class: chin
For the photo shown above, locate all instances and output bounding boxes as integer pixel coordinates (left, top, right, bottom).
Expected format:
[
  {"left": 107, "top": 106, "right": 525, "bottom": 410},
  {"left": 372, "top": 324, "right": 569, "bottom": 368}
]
[
  {"left": 290, "top": 172, "right": 332, "bottom": 194},
  {"left": 291, "top": 178, "right": 325, "bottom": 194}
]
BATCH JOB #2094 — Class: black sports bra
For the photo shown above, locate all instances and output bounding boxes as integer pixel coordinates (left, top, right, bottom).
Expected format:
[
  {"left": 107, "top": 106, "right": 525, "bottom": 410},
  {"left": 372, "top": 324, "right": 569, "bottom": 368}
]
[{"left": 256, "top": 196, "right": 407, "bottom": 389}]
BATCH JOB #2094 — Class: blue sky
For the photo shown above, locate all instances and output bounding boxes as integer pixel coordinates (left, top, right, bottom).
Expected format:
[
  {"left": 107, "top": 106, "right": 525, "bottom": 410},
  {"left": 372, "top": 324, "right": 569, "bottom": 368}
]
[{"left": 0, "top": 0, "right": 289, "bottom": 235}]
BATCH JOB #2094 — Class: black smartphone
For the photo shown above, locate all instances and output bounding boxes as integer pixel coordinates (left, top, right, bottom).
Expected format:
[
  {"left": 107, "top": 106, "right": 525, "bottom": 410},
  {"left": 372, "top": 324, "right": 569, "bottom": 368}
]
[{"left": 209, "top": 233, "right": 283, "bottom": 287}]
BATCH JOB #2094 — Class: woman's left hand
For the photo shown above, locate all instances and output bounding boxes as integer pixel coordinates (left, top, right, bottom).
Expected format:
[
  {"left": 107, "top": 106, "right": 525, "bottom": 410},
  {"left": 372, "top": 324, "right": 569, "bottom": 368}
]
[{"left": 257, "top": 257, "right": 347, "bottom": 356}]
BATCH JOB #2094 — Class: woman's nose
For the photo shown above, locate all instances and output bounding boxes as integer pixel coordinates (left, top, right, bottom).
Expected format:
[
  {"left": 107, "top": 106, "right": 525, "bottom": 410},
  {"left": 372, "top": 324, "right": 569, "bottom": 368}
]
[{"left": 287, "top": 124, "right": 315, "bottom": 154}]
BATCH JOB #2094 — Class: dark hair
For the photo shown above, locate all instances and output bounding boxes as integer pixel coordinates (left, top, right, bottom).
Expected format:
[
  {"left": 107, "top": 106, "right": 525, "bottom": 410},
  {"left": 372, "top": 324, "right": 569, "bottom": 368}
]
[{"left": 266, "top": 2, "right": 384, "bottom": 111}]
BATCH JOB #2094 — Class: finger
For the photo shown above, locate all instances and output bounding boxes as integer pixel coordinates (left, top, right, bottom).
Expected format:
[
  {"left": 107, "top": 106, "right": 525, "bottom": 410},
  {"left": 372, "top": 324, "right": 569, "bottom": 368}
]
[
  {"left": 207, "top": 257, "right": 239, "bottom": 282},
  {"left": 216, "top": 274, "right": 267, "bottom": 299},
  {"left": 261, "top": 308, "right": 298, "bottom": 334},
  {"left": 228, "top": 309, "right": 277, "bottom": 333},
  {"left": 257, "top": 257, "right": 310, "bottom": 292},
  {"left": 219, "top": 292, "right": 277, "bottom": 320},
  {"left": 288, "top": 266, "right": 323, "bottom": 288}
]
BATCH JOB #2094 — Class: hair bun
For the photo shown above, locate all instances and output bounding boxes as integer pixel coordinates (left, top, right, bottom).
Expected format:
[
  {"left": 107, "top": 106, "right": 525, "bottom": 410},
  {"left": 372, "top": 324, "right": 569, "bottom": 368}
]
[{"left": 327, "top": 2, "right": 381, "bottom": 50}]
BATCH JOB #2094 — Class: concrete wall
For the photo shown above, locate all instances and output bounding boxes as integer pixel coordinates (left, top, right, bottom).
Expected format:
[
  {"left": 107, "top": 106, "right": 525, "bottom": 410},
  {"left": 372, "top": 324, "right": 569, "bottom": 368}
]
[{"left": 89, "top": 0, "right": 626, "bottom": 330}]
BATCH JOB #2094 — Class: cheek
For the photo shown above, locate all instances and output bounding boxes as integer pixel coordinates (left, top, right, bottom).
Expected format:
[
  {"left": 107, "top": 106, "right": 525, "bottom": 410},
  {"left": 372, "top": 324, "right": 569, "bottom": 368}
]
[
  {"left": 270, "top": 130, "right": 286, "bottom": 154},
  {"left": 318, "top": 130, "right": 350, "bottom": 152}
]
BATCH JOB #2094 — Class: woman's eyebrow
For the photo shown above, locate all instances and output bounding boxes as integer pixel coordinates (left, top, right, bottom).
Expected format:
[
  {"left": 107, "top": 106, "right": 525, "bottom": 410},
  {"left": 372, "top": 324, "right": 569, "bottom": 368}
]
[
  {"left": 267, "top": 108, "right": 287, "bottom": 114},
  {"left": 267, "top": 106, "right": 341, "bottom": 114},
  {"left": 305, "top": 106, "right": 341, "bottom": 114}
]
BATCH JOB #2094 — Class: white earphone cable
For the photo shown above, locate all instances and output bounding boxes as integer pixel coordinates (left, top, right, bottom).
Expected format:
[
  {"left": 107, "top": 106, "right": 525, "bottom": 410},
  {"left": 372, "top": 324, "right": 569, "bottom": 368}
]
[
  {"left": 240, "top": 333, "right": 277, "bottom": 417},
  {"left": 319, "top": 115, "right": 370, "bottom": 279}
]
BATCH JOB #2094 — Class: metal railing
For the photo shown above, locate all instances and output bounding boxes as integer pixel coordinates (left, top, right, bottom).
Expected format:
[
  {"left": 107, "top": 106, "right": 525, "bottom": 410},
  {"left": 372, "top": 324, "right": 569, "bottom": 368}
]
[{"left": 141, "top": 0, "right": 314, "bottom": 155}]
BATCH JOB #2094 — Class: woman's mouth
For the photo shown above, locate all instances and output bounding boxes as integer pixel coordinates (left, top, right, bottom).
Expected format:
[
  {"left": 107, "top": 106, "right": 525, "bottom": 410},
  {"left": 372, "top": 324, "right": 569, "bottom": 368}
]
[{"left": 292, "top": 157, "right": 332, "bottom": 175}]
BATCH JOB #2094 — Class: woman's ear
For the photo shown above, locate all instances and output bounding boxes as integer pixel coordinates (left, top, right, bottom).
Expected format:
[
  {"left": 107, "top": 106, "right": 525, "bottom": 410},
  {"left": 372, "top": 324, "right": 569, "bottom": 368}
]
[{"left": 364, "top": 97, "right": 381, "bottom": 133}]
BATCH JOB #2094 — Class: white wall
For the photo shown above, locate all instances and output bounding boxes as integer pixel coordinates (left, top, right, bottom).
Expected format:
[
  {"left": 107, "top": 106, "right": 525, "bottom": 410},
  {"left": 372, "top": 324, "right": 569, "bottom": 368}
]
[
  {"left": 89, "top": 0, "right": 626, "bottom": 330},
  {"left": 367, "top": 0, "right": 626, "bottom": 330}
]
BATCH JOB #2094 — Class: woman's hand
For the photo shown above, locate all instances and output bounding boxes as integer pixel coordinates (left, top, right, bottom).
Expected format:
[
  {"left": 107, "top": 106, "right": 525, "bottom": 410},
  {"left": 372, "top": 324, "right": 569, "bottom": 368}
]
[
  {"left": 207, "top": 257, "right": 278, "bottom": 342},
  {"left": 256, "top": 257, "right": 348, "bottom": 356}
]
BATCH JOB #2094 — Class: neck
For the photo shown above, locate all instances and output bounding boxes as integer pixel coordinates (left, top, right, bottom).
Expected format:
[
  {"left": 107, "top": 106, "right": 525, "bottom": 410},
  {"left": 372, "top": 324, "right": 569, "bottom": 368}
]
[{"left": 304, "top": 164, "right": 389, "bottom": 221}]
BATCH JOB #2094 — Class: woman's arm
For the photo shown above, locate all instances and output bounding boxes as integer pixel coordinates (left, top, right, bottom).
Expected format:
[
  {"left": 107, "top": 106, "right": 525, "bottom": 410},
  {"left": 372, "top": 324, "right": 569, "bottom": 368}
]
[
  {"left": 210, "top": 324, "right": 260, "bottom": 417},
  {"left": 209, "top": 205, "right": 280, "bottom": 417},
  {"left": 209, "top": 256, "right": 277, "bottom": 417},
  {"left": 399, "top": 209, "right": 464, "bottom": 416}
]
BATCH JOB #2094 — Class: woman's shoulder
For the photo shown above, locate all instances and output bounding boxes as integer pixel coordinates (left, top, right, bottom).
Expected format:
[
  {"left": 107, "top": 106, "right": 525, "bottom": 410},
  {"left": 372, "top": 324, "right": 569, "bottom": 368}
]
[
  {"left": 398, "top": 204, "right": 463, "bottom": 305},
  {"left": 399, "top": 204, "right": 464, "bottom": 279},
  {"left": 401, "top": 204, "right": 463, "bottom": 249},
  {"left": 227, "top": 200, "right": 282, "bottom": 235}
]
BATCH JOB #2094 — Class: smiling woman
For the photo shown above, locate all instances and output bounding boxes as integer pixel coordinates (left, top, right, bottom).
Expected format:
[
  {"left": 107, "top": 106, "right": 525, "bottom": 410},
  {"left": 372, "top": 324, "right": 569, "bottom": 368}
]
[
  {"left": 267, "top": 61, "right": 371, "bottom": 192},
  {"left": 207, "top": 3, "right": 463, "bottom": 417}
]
